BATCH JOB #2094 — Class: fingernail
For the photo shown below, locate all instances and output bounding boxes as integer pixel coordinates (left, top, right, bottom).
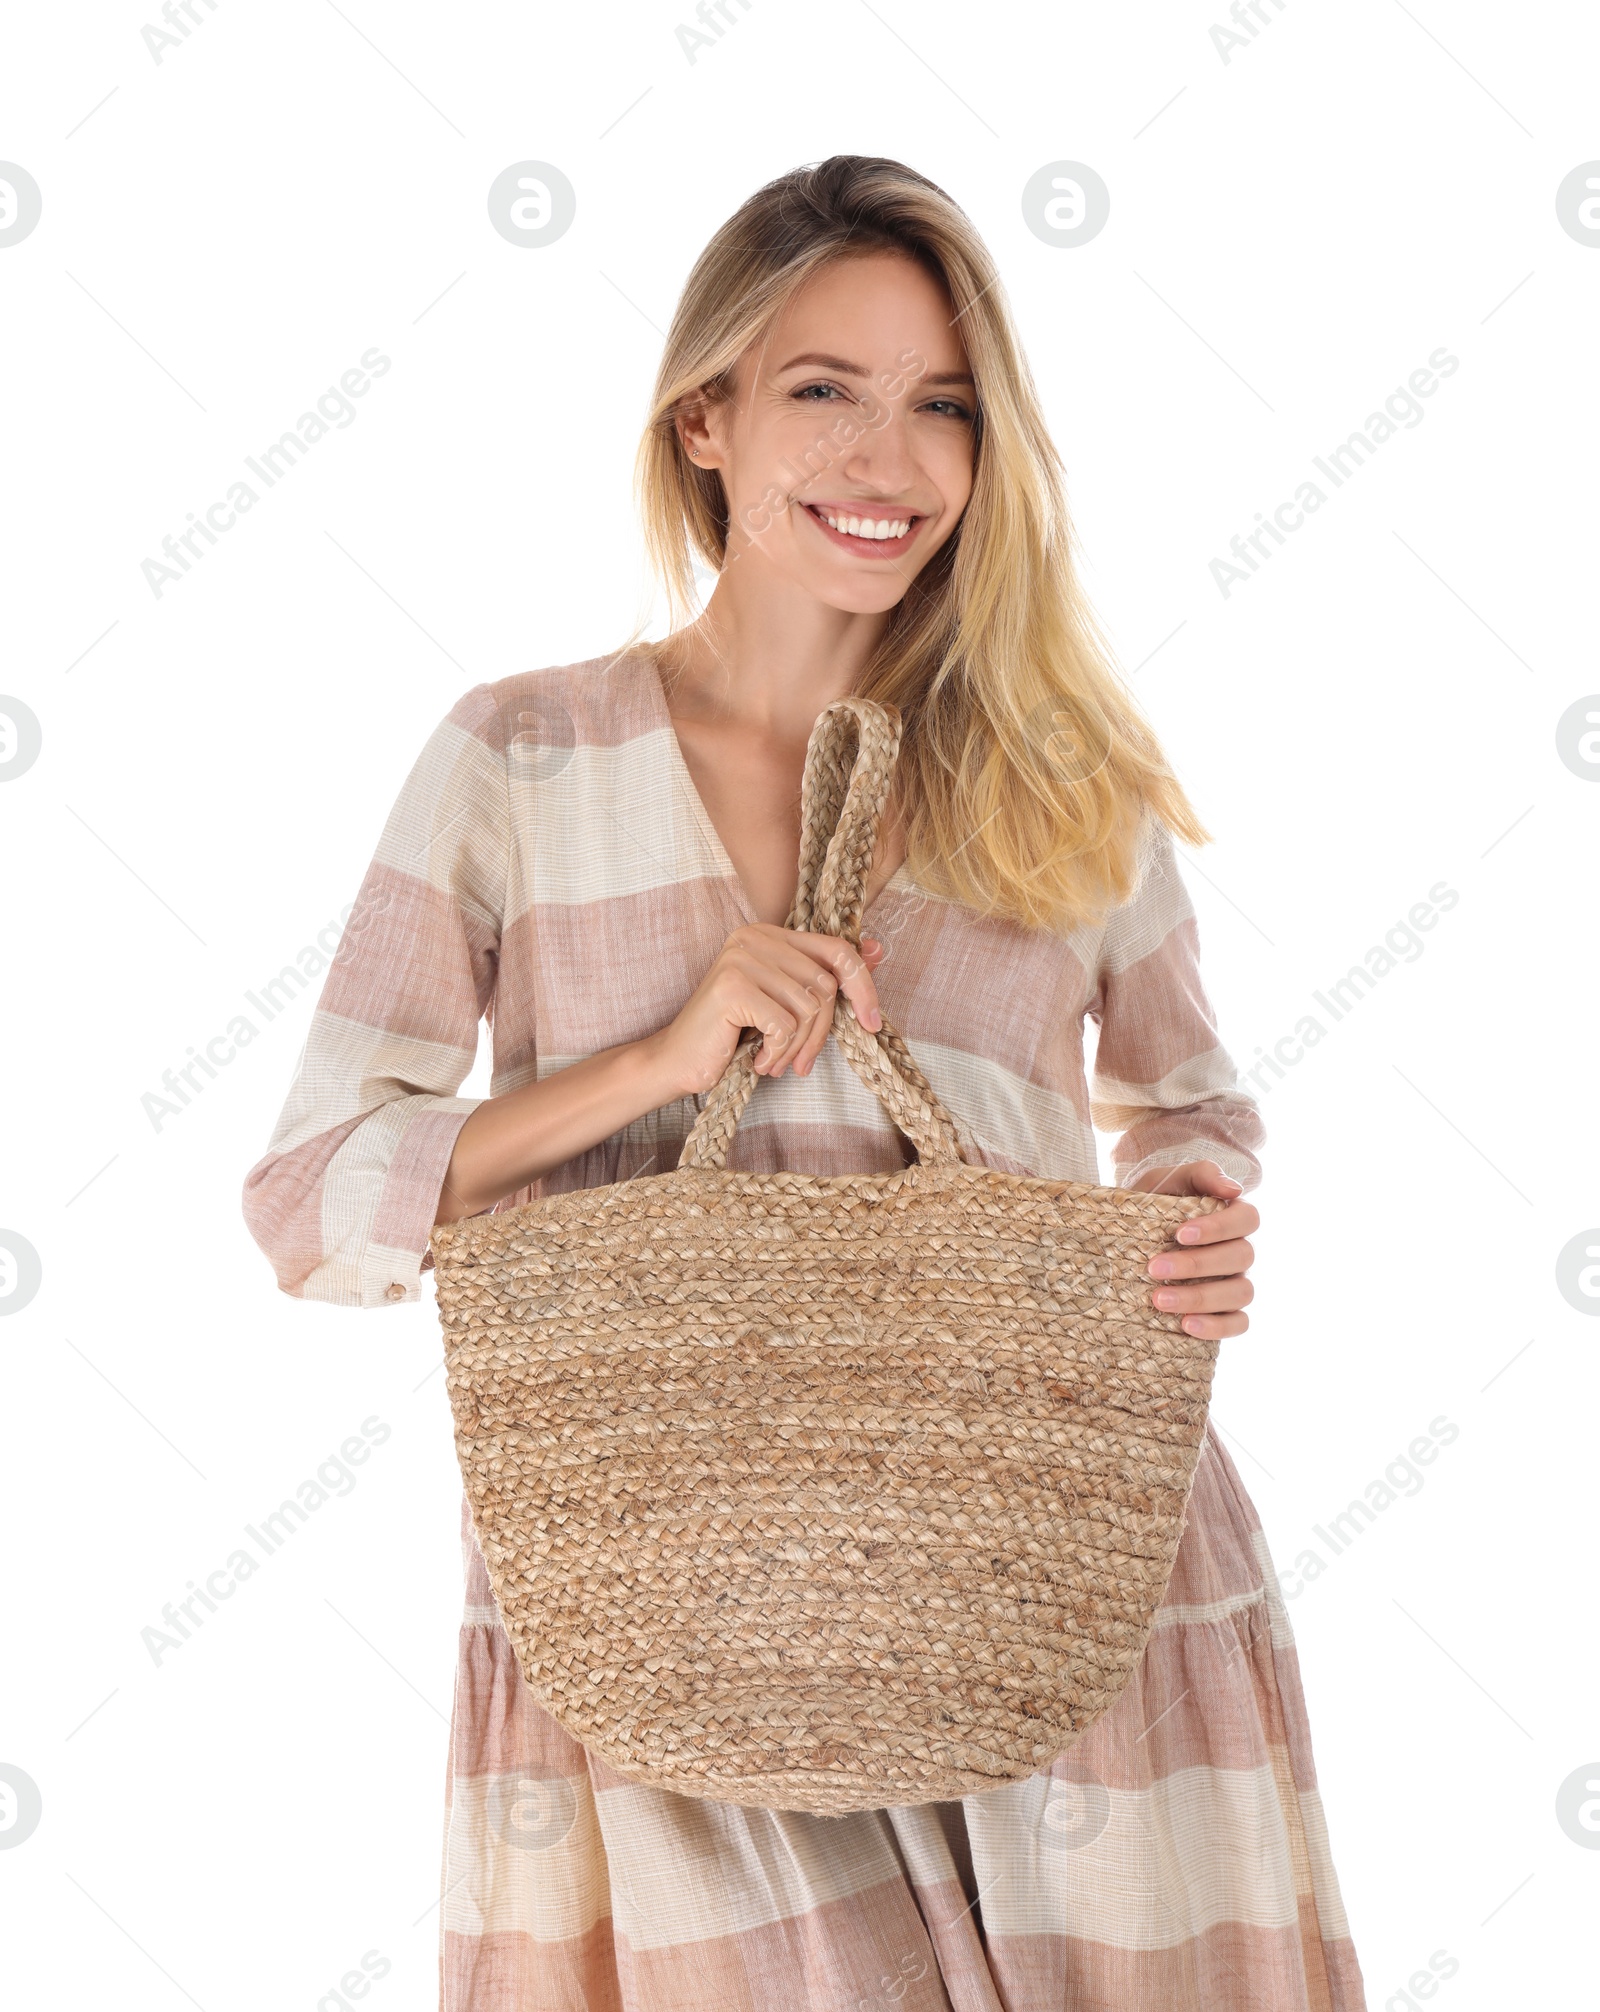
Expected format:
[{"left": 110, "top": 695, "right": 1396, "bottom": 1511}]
[
  {"left": 1153, "top": 1290, "right": 1179, "bottom": 1309},
  {"left": 862, "top": 936, "right": 881, "bottom": 952},
  {"left": 865, "top": 1007, "right": 882, "bottom": 1030},
  {"left": 1176, "top": 1225, "right": 1201, "bottom": 1242},
  {"left": 1148, "top": 1257, "right": 1174, "bottom": 1276}
]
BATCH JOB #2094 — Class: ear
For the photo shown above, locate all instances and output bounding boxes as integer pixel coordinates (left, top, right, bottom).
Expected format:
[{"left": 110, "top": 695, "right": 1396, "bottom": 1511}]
[{"left": 676, "top": 394, "right": 724, "bottom": 471}]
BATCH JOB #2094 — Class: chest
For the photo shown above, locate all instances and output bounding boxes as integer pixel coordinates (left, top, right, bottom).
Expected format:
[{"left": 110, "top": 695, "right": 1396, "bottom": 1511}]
[
  {"left": 499, "top": 722, "right": 1098, "bottom": 1091},
  {"left": 667, "top": 712, "right": 908, "bottom": 927}
]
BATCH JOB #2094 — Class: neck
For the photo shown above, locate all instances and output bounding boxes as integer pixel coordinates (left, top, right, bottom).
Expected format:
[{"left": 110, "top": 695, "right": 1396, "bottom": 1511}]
[{"left": 653, "top": 565, "right": 890, "bottom": 737}]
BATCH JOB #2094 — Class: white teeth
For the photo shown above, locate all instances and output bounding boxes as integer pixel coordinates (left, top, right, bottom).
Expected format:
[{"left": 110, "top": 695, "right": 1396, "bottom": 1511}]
[{"left": 819, "top": 510, "right": 911, "bottom": 540}]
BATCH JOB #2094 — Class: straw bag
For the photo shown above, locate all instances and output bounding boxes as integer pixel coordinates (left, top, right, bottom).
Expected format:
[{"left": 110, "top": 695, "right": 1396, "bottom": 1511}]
[{"left": 428, "top": 697, "right": 1224, "bottom": 1816}]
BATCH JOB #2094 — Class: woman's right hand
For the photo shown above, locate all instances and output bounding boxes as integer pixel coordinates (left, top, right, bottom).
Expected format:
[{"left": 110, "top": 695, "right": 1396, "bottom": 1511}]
[
  {"left": 438, "top": 925, "right": 886, "bottom": 1224},
  {"left": 647, "top": 924, "right": 886, "bottom": 1098}
]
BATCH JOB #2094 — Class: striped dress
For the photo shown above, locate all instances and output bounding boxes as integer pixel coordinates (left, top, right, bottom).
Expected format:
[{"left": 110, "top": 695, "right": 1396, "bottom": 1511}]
[{"left": 242, "top": 647, "right": 1366, "bottom": 2011}]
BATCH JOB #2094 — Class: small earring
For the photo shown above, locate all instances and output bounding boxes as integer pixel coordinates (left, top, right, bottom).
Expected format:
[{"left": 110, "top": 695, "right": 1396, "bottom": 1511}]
[{"left": 689, "top": 446, "right": 699, "bottom": 457}]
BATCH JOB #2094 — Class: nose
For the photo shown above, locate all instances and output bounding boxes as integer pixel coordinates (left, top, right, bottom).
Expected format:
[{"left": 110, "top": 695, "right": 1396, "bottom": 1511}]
[{"left": 835, "top": 384, "right": 920, "bottom": 494}]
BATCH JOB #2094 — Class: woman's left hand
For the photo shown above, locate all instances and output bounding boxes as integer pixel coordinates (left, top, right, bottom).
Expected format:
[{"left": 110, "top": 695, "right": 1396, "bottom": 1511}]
[{"left": 1131, "top": 1159, "right": 1258, "bottom": 1339}]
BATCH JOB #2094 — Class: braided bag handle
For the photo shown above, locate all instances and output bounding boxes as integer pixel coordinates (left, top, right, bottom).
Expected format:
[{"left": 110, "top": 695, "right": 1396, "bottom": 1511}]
[{"left": 679, "top": 699, "right": 966, "bottom": 1171}]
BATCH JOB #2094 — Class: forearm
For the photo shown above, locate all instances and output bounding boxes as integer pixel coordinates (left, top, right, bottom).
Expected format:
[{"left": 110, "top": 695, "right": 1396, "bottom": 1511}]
[{"left": 433, "top": 1031, "right": 680, "bottom": 1224}]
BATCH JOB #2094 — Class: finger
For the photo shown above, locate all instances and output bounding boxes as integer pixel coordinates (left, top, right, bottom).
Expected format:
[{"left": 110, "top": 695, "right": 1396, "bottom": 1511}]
[
  {"left": 716, "top": 965, "right": 804, "bottom": 1076},
  {"left": 787, "top": 938, "right": 882, "bottom": 1075},
  {"left": 747, "top": 943, "right": 847, "bottom": 1076},
  {"left": 749, "top": 1004, "right": 800, "bottom": 1074},
  {"left": 1148, "top": 1236, "right": 1254, "bottom": 1283},
  {"left": 1178, "top": 1310, "right": 1250, "bottom": 1341},
  {"left": 788, "top": 931, "right": 882, "bottom": 1031},
  {"left": 724, "top": 956, "right": 832, "bottom": 1074},
  {"left": 1144, "top": 1158, "right": 1245, "bottom": 1206},
  {"left": 788, "top": 977, "right": 840, "bottom": 1077},
  {"left": 725, "top": 931, "right": 881, "bottom": 1075},
  {"left": 741, "top": 933, "right": 849, "bottom": 1005},
  {"left": 1174, "top": 1196, "right": 1259, "bottom": 1246},
  {"left": 1149, "top": 1274, "right": 1255, "bottom": 1316}
]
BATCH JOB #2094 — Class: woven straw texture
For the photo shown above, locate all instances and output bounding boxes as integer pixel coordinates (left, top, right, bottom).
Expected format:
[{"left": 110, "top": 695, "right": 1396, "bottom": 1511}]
[{"left": 430, "top": 699, "right": 1223, "bottom": 1815}]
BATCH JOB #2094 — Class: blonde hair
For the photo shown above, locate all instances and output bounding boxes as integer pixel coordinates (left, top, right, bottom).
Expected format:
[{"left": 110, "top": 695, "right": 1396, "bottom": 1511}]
[{"left": 622, "top": 154, "right": 1211, "bottom": 932}]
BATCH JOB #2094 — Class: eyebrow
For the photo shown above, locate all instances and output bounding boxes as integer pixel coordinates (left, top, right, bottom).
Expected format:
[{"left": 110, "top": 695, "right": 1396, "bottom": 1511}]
[{"left": 776, "top": 350, "right": 976, "bottom": 388}]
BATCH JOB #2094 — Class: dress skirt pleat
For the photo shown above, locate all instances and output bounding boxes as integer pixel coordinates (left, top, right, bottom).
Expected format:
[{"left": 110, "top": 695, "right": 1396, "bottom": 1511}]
[{"left": 438, "top": 1428, "right": 1364, "bottom": 2011}]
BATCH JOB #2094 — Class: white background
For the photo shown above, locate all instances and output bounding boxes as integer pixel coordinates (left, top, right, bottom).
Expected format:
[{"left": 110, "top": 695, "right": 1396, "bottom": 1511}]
[{"left": 2, "top": 2, "right": 1596, "bottom": 2005}]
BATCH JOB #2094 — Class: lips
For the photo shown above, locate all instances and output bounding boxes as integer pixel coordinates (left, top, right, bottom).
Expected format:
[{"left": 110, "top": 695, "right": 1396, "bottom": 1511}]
[{"left": 801, "top": 502, "right": 924, "bottom": 558}]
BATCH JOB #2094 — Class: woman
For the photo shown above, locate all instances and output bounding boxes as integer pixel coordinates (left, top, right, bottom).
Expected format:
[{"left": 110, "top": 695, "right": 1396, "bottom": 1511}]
[{"left": 243, "top": 156, "right": 1364, "bottom": 2011}]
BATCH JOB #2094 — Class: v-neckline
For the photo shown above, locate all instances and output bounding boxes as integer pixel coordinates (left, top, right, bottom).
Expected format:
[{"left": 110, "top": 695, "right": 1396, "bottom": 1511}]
[{"left": 636, "top": 646, "right": 913, "bottom": 930}]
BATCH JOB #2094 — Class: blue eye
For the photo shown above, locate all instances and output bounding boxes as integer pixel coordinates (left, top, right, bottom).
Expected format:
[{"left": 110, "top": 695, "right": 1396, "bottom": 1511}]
[{"left": 790, "top": 381, "right": 973, "bottom": 420}]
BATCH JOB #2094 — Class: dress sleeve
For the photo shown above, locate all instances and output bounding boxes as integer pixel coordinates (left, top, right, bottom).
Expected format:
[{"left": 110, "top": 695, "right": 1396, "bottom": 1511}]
[
  {"left": 241, "top": 683, "right": 509, "bottom": 1307},
  {"left": 1083, "top": 812, "right": 1265, "bottom": 1193}
]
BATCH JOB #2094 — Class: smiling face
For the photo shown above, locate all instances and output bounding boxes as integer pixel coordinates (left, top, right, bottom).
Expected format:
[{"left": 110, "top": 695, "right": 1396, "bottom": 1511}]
[{"left": 679, "top": 250, "right": 978, "bottom": 616}]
